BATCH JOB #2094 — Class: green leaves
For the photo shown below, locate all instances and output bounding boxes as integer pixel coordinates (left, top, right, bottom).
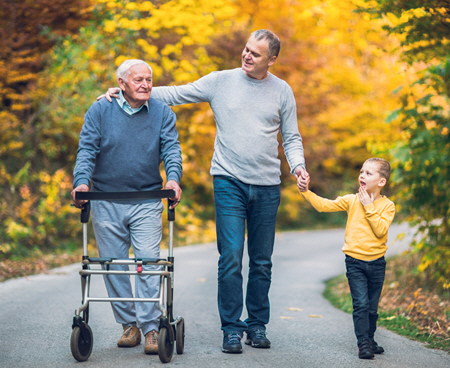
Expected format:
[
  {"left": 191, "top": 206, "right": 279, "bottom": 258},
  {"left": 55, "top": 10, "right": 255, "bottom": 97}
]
[{"left": 361, "top": 0, "right": 450, "bottom": 288}]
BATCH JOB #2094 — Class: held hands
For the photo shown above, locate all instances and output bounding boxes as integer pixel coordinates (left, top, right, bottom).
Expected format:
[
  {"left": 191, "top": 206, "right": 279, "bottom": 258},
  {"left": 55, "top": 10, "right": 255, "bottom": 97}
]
[
  {"left": 97, "top": 87, "right": 121, "bottom": 102},
  {"left": 295, "top": 167, "right": 310, "bottom": 192},
  {"left": 165, "top": 180, "right": 182, "bottom": 209},
  {"left": 358, "top": 186, "right": 374, "bottom": 206}
]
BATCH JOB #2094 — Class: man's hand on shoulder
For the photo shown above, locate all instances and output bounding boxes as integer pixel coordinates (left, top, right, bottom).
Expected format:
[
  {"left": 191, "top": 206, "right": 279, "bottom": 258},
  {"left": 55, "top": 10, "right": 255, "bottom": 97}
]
[
  {"left": 97, "top": 87, "right": 121, "bottom": 102},
  {"left": 165, "top": 180, "right": 182, "bottom": 209}
]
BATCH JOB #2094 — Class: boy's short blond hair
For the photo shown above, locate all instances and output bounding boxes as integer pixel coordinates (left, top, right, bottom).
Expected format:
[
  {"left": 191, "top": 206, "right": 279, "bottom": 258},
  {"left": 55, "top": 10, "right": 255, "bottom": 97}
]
[{"left": 365, "top": 158, "right": 391, "bottom": 182}]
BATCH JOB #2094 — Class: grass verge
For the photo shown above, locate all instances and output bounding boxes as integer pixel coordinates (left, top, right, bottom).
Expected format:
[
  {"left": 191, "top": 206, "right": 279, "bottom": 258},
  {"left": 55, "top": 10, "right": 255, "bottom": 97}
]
[
  {"left": 0, "top": 251, "right": 83, "bottom": 282},
  {"left": 324, "top": 252, "right": 450, "bottom": 353}
]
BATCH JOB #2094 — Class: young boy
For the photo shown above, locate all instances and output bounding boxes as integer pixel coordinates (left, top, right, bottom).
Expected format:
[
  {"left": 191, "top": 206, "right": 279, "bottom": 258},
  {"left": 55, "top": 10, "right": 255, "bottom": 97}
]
[{"left": 297, "top": 158, "right": 395, "bottom": 359}]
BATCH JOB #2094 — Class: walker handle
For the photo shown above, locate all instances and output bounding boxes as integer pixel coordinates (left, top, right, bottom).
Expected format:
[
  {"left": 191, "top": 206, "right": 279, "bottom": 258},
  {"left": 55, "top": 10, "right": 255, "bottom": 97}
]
[
  {"left": 80, "top": 201, "right": 91, "bottom": 223},
  {"left": 168, "top": 200, "right": 175, "bottom": 222}
]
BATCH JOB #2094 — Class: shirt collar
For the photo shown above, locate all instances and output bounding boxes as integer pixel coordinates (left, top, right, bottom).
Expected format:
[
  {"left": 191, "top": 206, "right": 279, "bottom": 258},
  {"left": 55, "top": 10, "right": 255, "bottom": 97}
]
[{"left": 117, "top": 90, "right": 149, "bottom": 114}]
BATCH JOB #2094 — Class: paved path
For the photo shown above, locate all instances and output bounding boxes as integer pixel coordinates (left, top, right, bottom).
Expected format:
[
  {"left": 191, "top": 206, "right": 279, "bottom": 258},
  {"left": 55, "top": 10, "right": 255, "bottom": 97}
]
[{"left": 1, "top": 223, "right": 449, "bottom": 367}]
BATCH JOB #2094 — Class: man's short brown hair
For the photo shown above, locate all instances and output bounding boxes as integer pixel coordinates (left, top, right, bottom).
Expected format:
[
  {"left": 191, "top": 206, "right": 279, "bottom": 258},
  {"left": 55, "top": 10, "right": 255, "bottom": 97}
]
[{"left": 251, "top": 29, "right": 281, "bottom": 58}]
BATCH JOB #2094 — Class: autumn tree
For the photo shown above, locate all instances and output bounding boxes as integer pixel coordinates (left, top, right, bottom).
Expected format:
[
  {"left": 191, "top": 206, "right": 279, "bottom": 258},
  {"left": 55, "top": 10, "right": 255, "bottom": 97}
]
[
  {"left": 1, "top": 0, "right": 244, "bottom": 258},
  {"left": 358, "top": 1, "right": 450, "bottom": 287},
  {"left": 0, "top": 0, "right": 414, "bottom": 260},
  {"left": 229, "top": 0, "right": 406, "bottom": 228},
  {"left": 0, "top": 0, "right": 94, "bottom": 258}
]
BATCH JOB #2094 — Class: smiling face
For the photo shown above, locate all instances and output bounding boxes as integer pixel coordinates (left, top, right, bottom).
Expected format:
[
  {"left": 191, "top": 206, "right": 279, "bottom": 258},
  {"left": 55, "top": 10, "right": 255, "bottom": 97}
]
[
  {"left": 118, "top": 63, "right": 152, "bottom": 108},
  {"left": 359, "top": 161, "right": 386, "bottom": 194},
  {"left": 241, "top": 35, "right": 277, "bottom": 80}
]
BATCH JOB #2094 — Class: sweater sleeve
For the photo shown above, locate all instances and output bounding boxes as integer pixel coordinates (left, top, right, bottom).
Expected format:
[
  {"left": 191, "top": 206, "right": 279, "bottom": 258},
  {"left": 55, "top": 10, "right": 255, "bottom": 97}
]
[
  {"left": 73, "top": 103, "right": 101, "bottom": 188},
  {"left": 363, "top": 201, "right": 395, "bottom": 238},
  {"left": 301, "top": 190, "right": 350, "bottom": 213},
  {"left": 151, "top": 72, "right": 218, "bottom": 106},
  {"left": 280, "top": 84, "right": 305, "bottom": 172},
  {"left": 160, "top": 106, "right": 182, "bottom": 183}
]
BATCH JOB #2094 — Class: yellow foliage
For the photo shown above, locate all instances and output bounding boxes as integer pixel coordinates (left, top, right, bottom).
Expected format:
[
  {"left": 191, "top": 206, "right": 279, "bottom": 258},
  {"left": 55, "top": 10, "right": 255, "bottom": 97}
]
[
  {"left": 1, "top": 0, "right": 421, "bottom": 257},
  {"left": 104, "top": 20, "right": 116, "bottom": 33},
  {"left": 136, "top": 39, "right": 158, "bottom": 58},
  {"left": 101, "top": 0, "right": 241, "bottom": 82},
  {"left": 161, "top": 44, "right": 182, "bottom": 56},
  {"left": 418, "top": 260, "right": 430, "bottom": 272},
  {"left": 115, "top": 55, "right": 129, "bottom": 67}
]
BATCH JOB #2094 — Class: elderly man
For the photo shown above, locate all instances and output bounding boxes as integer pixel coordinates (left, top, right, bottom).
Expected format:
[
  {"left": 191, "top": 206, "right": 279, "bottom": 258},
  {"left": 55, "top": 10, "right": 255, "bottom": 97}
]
[
  {"left": 72, "top": 59, "right": 182, "bottom": 355},
  {"left": 102, "top": 29, "right": 308, "bottom": 354}
]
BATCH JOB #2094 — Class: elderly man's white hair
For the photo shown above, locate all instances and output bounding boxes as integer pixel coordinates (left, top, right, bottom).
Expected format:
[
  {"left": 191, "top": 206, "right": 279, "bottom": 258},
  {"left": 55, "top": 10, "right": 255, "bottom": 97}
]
[{"left": 116, "top": 59, "right": 153, "bottom": 83}]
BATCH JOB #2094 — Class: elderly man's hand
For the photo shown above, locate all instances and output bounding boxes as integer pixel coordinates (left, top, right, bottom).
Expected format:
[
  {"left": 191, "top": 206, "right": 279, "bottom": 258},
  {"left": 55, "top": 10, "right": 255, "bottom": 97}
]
[
  {"left": 97, "top": 87, "right": 121, "bottom": 102},
  {"left": 165, "top": 180, "right": 182, "bottom": 209},
  {"left": 71, "top": 184, "right": 90, "bottom": 208}
]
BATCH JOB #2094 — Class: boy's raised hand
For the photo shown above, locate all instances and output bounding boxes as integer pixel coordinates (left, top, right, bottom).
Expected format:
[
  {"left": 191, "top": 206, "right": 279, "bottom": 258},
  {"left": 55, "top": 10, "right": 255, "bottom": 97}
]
[
  {"left": 358, "top": 186, "right": 374, "bottom": 206},
  {"left": 97, "top": 87, "right": 121, "bottom": 102}
]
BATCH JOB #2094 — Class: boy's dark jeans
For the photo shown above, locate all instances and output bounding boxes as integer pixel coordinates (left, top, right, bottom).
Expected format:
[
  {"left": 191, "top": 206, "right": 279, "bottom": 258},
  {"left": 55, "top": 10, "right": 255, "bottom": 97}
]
[{"left": 345, "top": 255, "right": 386, "bottom": 345}]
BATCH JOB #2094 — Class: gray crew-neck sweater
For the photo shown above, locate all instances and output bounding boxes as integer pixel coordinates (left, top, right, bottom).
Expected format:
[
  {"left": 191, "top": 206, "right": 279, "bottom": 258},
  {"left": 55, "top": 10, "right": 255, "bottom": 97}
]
[
  {"left": 151, "top": 68, "right": 304, "bottom": 186},
  {"left": 73, "top": 97, "right": 182, "bottom": 197}
]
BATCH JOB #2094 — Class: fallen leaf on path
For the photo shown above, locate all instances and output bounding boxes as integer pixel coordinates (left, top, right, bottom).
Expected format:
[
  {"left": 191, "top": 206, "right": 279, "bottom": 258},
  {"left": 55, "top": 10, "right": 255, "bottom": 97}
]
[
  {"left": 197, "top": 278, "right": 207, "bottom": 282},
  {"left": 280, "top": 316, "right": 293, "bottom": 319},
  {"left": 287, "top": 307, "right": 304, "bottom": 311},
  {"left": 308, "top": 315, "right": 323, "bottom": 318}
]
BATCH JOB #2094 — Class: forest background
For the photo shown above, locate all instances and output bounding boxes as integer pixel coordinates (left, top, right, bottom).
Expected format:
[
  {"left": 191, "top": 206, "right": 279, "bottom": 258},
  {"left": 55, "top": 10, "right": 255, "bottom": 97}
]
[{"left": 0, "top": 0, "right": 449, "bottom": 300}]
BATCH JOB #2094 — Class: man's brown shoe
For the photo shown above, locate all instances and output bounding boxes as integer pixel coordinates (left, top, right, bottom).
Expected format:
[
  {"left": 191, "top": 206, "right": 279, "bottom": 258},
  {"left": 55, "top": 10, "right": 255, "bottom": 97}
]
[
  {"left": 144, "top": 330, "right": 159, "bottom": 354},
  {"left": 117, "top": 325, "right": 141, "bottom": 347}
]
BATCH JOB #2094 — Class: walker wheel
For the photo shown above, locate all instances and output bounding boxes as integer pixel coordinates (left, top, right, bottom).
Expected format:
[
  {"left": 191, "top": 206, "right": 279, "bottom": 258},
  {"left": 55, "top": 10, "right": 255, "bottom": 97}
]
[
  {"left": 82, "top": 305, "right": 89, "bottom": 324},
  {"left": 70, "top": 324, "right": 93, "bottom": 361},
  {"left": 176, "top": 318, "right": 185, "bottom": 354},
  {"left": 158, "top": 326, "right": 174, "bottom": 363}
]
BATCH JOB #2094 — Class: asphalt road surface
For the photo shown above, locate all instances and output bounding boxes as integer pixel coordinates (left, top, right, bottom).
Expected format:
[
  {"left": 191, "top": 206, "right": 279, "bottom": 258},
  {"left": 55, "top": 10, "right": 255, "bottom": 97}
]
[{"left": 1, "top": 223, "right": 449, "bottom": 367}]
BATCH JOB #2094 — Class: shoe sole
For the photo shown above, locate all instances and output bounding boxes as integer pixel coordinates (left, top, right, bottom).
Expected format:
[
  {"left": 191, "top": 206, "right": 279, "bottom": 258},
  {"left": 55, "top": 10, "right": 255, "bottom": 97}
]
[
  {"left": 117, "top": 340, "right": 141, "bottom": 347},
  {"left": 222, "top": 347, "right": 242, "bottom": 354},
  {"left": 222, "top": 349, "right": 242, "bottom": 354},
  {"left": 245, "top": 339, "right": 270, "bottom": 348},
  {"left": 358, "top": 353, "right": 375, "bottom": 359}
]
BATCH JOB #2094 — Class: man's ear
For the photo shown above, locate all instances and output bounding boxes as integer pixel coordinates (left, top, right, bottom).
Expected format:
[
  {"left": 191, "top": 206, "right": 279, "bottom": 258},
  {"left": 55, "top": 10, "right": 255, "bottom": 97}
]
[
  {"left": 268, "top": 55, "right": 277, "bottom": 67},
  {"left": 118, "top": 78, "right": 126, "bottom": 91}
]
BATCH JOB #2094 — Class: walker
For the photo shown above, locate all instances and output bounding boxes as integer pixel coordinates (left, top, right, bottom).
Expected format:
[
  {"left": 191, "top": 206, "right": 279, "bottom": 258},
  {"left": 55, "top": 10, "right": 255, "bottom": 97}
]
[{"left": 70, "top": 190, "right": 184, "bottom": 363}]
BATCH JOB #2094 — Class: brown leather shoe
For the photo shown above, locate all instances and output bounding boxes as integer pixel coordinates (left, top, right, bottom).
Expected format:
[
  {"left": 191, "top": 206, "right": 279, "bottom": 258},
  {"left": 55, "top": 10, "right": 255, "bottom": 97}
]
[
  {"left": 144, "top": 330, "right": 159, "bottom": 354},
  {"left": 117, "top": 325, "right": 141, "bottom": 347}
]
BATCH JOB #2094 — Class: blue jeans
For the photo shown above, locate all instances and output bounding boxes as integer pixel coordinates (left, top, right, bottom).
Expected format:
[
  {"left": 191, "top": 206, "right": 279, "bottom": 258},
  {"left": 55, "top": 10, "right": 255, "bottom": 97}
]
[
  {"left": 213, "top": 176, "right": 280, "bottom": 335},
  {"left": 345, "top": 255, "right": 386, "bottom": 345}
]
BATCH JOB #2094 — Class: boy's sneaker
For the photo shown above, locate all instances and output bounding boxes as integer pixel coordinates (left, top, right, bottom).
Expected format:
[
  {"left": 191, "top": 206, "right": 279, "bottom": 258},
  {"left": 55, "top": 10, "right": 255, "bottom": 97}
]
[
  {"left": 371, "top": 340, "right": 384, "bottom": 354},
  {"left": 245, "top": 328, "right": 271, "bottom": 348},
  {"left": 222, "top": 332, "right": 243, "bottom": 353},
  {"left": 358, "top": 338, "right": 374, "bottom": 359}
]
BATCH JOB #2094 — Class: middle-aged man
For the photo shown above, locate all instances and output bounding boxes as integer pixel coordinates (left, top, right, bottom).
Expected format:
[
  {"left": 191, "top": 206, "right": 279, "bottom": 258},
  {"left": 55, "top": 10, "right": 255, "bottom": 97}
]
[
  {"left": 102, "top": 29, "right": 309, "bottom": 354},
  {"left": 72, "top": 59, "right": 182, "bottom": 355}
]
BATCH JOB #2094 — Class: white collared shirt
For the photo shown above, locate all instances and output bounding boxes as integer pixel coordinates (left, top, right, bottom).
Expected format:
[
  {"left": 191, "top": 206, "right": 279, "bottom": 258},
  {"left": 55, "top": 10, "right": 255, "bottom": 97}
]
[{"left": 116, "top": 90, "right": 149, "bottom": 115}]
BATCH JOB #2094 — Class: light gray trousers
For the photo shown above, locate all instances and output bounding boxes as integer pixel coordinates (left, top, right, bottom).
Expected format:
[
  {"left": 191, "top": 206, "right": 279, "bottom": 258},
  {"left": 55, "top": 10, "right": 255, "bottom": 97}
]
[{"left": 91, "top": 200, "right": 164, "bottom": 335}]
